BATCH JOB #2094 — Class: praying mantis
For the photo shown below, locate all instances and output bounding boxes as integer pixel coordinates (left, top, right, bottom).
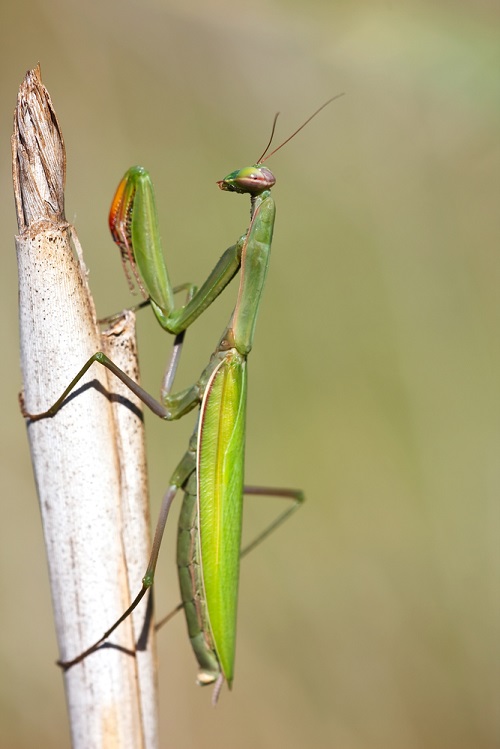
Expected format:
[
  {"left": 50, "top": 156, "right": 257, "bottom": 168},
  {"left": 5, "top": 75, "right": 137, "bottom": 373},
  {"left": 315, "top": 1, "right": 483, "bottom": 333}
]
[{"left": 21, "top": 96, "right": 341, "bottom": 702}]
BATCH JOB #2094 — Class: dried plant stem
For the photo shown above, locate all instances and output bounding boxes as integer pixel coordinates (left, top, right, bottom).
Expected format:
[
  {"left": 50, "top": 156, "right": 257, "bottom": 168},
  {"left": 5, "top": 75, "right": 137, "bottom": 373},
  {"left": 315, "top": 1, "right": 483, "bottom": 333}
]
[{"left": 13, "top": 65, "right": 158, "bottom": 749}]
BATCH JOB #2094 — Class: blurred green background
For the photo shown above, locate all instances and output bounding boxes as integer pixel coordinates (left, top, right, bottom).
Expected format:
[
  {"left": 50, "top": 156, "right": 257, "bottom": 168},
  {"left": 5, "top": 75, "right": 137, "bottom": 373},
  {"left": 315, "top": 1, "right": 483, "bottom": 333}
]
[{"left": 1, "top": 1, "right": 499, "bottom": 747}]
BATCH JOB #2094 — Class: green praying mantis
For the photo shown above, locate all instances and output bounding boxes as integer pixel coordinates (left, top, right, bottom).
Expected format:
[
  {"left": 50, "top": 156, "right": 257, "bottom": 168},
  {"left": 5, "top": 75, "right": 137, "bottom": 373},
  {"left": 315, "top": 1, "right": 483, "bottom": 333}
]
[{"left": 21, "top": 95, "right": 341, "bottom": 703}]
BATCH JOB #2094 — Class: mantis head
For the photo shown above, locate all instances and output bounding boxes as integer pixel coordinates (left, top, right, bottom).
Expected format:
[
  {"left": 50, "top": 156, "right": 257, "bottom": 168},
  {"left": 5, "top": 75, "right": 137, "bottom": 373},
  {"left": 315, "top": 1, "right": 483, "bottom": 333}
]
[
  {"left": 217, "top": 165, "right": 276, "bottom": 196},
  {"left": 217, "top": 94, "right": 344, "bottom": 198}
]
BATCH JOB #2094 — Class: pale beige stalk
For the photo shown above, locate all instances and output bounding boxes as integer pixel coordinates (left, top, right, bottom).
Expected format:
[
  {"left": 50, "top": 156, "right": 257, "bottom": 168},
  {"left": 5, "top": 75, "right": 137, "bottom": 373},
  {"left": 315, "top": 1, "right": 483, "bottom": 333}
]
[{"left": 13, "top": 65, "right": 158, "bottom": 749}]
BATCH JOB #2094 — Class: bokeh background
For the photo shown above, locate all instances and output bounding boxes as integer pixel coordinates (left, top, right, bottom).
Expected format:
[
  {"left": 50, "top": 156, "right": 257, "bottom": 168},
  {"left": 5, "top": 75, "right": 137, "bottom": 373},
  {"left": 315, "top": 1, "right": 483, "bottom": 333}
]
[{"left": 1, "top": 1, "right": 499, "bottom": 747}]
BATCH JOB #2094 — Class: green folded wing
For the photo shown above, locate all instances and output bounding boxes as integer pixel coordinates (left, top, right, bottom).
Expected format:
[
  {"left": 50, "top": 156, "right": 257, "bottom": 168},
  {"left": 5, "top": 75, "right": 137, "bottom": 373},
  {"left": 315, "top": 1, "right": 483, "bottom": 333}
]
[{"left": 197, "top": 351, "right": 247, "bottom": 687}]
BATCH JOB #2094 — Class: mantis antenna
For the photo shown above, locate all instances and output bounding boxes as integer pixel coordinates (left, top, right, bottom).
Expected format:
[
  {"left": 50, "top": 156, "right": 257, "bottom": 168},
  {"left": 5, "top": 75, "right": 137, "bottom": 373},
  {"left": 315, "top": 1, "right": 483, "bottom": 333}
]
[{"left": 257, "top": 92, "right": 345, "bottom": 164}]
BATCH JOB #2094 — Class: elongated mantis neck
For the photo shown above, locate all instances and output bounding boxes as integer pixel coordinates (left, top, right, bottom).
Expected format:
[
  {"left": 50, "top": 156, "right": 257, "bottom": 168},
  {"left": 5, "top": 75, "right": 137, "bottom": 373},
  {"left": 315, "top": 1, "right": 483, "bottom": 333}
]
[
  {"left": 224, "top": 189, "right": 275, "bottom": 357},
  {"left": 250, "top": 189, "right": 270, "bottom": 219}
]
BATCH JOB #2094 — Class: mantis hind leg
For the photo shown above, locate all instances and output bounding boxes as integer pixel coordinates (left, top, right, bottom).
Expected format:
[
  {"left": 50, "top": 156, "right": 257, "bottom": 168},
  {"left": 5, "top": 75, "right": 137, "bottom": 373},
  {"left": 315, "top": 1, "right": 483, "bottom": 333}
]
[
  {"left": 155, "top": 484, "right": 304, "bottom": 632},
  {"left": 240, "top": 485, "right": 304, "bottom": 558},
  {"left": 58, "top": 445, "right": 197, "bottom": 669}
]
